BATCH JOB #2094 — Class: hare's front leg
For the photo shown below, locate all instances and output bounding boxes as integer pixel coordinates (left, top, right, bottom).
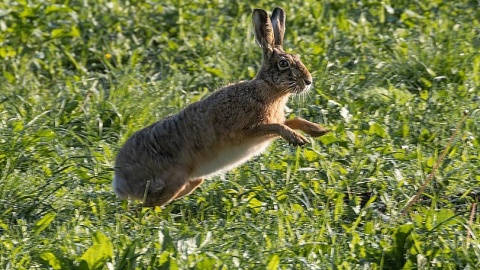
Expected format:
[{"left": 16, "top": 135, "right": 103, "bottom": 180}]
[
  {"left": 285, "top": 118, "right": 329, "bottom": 137},
  {"left": 245, "top": 124, "right": 309, "bottom": 146},
  {"left": 172, "top": 179, "right": 204, "bottom": 200},
  {"left": 144, "top": 170, "right": 189, "bottom": 207}
]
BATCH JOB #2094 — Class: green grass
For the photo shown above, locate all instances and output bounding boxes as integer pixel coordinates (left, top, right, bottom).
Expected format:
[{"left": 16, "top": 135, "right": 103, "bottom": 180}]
[{"left": 1, "top": 0, "right": 480, "bottom": 269}]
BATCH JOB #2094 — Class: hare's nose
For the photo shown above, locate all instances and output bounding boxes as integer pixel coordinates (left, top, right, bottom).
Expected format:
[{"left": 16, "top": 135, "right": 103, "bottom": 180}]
[{"left": 303, "top": 79, "right": 312, "bottom": 85}]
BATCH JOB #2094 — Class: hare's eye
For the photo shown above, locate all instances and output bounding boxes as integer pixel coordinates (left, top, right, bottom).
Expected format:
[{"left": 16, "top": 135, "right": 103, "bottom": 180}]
[{"left": 278, "top": 59, "right": 289, "bottom": 69}]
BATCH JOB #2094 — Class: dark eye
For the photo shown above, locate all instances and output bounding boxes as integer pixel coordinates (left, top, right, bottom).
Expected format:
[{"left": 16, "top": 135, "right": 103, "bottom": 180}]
[{"left": 278, "top": 59, "right": 289, "bottom": 69}]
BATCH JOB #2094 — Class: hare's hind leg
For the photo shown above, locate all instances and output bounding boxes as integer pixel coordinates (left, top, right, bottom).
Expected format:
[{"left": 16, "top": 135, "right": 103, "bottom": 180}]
[
  {"left": 143, "top": 170, "right": 189, "bottom": 207},
  {"left": 173, "top": 179, "right": 204, "bottom": 200},
  {"left": 285, "top": 118, "right": 330, "bottom": 137}
]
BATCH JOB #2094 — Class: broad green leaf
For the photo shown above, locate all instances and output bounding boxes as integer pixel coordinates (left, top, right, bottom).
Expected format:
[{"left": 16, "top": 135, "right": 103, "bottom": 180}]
[
  {"left": 389, "top": 223, "right": 414, "bottom": 262},
  {"left": 51, "top": 29, "right": 66, "bottom": 38},
  {"left": 247, "top": 197, "right": 264, "bottom": 213},
  {"left": 196, "top": 257, "right": 218, "bottom": 269},
  {"left": 169, "top": 257, "right": 179, "bottom": 270},
  {"left": 158, "top": 251, "right": 170, "bottom": 267},
  {"left": 0, "top": 46, "right": 17, "bottom": 58},
  {"left": 426, "top": 157, "right": 435, "bottom": 167},
  {"left": 3, "top": 71, "right": 15, "bottom": 83},
  {"left": 40, "top": 252, "right": 62, "bottom": 270},
  {"left": 79, "top": 231, "right": 113, "bottom": 270},
  {"left": 304, "top": 149, "right": 318, "bottom": 161},
  {"left": 0, "top": 220, "right": 8, "bottom": 230},
  {"left": 36, "top": 129, "right": 55, "bottom": 140},
  {"left": 435, "top": 209, "right": 456, "bottom": 227},
  {"left": 393, "top": 224, "right": 414, "bottom": 248},
  {"left": 45, "top": 4, "right": 73, "bottom": 14},
  {"left": 33, "top": 212, "right": 56, "bottom": 236},
  {"left": 368, "top": 122, "right": 388, "bottom": 138},
  {"left": 11, "top": 120, "right": 24, "bottom": 132},
  {"left": 267, "top": 254, "right": 280, "bottom": 270},
  {"left": 420, "top": 90, "right": 429, "bottom": 100},
  {"left": 393, "top": 152, "right": 406, "bottom": 160},
  {"left": 19, "top": 7, "right": 34, "bottom": 18},
  {"left": 319, "top": 133, "right": 341, "bottom": 145},
  {"left": 51, "top": 26, "right": 80, "bottom": 38},
  {"left": 364, "top": 221, "right": 375, "bottom": 234},
  {"left": 205, "top": 67, "right": 223, "bottom": 77},
  {"left": 412, "top": 213, "right": 424, "bottom": 228},
  {"left": 69, "top": 26, "right": 81, "bottom": 37},
  {"left": 448, "top": 146, "right": 458, "bottom": 158},
  {"left": 420, "top": 77, "right": 432, "bottom": 88}
]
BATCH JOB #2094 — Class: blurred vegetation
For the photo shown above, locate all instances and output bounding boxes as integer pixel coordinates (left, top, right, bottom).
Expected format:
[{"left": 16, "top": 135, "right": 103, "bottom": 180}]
[{"left": 1, "top": 0, "right": 479, "bottom": 269}]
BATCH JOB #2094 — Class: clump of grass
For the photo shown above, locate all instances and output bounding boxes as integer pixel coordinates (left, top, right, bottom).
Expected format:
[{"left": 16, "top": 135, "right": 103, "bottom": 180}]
[{"left": 1, "top": 0, "right": 479, "bottom": 269}]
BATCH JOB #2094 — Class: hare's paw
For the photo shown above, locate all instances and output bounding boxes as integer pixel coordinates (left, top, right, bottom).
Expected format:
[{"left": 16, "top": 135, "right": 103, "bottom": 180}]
[
  {"left": 306, "top": 125, "right": 330, "bottom": 137},
  {"left": 286, "top": 131, "right": 309, "bottom": 146},
  {"left": 284, "top": 118, "right": 329, "bottom": 138}
]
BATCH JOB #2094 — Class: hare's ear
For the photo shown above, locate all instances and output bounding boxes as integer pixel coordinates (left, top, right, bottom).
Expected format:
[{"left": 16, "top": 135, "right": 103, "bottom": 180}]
[
  {"left": 271, "top": 7, "right": 286, "bottom": 49},
  {"left": 253, "top": 8, "right": 275, "bottom": 57}
]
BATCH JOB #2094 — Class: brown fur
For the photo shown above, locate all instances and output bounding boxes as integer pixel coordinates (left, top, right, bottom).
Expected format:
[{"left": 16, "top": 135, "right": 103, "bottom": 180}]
[{"left": 113, "top": 7, "right": 329, "bottom": 207}]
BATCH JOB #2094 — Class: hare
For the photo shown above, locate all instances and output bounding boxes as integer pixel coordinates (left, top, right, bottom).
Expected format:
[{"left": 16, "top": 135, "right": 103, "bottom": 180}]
[{"left": 113, "top": 7, "right": 329, "bottom": 207}]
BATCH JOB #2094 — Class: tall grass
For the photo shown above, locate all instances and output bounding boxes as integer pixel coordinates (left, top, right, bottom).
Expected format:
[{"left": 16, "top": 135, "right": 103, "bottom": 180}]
[{"left": 1, "top": 0, "right": 479, "bottom": 269}]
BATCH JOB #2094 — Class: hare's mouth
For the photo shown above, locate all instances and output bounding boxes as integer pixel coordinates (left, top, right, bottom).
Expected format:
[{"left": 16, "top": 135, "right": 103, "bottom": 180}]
[
  {"left": 291, "top": 79, "right": 312, "bottom": 94},
  {"left": 279, "top": 74, "right": 313, "bottom": 94}
]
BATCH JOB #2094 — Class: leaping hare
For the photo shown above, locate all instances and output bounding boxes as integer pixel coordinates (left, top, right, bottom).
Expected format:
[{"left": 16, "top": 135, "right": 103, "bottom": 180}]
[{"left": 113, "top": 7, "right": 329, "bottom": 207}]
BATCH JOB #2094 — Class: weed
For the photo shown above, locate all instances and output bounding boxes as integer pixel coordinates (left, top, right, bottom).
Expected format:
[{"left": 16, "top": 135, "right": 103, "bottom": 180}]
[{"left": 1, "top": 0, "right": 479, "bottom": 269}]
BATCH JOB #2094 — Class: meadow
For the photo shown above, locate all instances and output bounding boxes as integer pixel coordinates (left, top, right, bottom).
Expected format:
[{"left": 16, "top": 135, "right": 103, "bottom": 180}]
[{"left": 1, "top": 0, "right": 479, "bottom": 269}]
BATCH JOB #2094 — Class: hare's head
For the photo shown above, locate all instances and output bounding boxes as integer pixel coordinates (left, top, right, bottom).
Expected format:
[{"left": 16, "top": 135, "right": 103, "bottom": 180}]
[{"left": 253, "top": 8, "right": 312, "bottom": 94}]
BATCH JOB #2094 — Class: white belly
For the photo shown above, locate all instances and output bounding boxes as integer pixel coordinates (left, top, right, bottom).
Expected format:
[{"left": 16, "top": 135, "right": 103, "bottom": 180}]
[{"left": 189, "top": 139, "right": 272, "bottom": 179}]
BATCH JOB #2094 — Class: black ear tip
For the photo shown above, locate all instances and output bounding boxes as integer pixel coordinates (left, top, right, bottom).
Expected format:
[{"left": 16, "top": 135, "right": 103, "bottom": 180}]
[
  {"left": 253, "top": 8, "right": 267, "bottom": 16},
  {"left": 272, "top": 7, "right": 285, "bottom": 14}
]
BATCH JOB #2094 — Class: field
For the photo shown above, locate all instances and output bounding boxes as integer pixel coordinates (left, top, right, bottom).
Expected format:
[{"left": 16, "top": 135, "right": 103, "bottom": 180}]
[{"left": 1, "top": 0, "right": 480, "bottom": 269}]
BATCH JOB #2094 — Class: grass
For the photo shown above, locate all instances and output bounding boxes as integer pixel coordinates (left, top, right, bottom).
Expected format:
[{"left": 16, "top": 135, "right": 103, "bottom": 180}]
[{"left": 1, "top": 0, "right": 479, "bottom": 269}]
